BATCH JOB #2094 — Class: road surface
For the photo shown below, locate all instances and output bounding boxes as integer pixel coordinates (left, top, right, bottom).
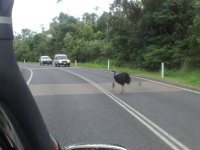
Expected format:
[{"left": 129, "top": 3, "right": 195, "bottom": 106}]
[{"left": 19, "top": 63, "right": 200, "bottom": 150}]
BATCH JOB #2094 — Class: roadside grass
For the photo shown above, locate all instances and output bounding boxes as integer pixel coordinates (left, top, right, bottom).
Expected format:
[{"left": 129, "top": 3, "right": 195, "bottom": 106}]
[{"left": 74, "top": 62, "right": 200, "bottom": 89}]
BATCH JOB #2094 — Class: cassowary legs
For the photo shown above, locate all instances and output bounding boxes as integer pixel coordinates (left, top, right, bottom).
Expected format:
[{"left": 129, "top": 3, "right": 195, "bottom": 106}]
[
  {"left": 121, "top": 85, "right": 124, "bottom": 93},
  {"left": 112, "top": 82, "right": 115, "bottom": 89}
]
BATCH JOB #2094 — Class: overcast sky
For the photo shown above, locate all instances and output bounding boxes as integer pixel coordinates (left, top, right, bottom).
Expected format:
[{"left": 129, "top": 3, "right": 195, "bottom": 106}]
[{"left": 13, "top": 0, "right": 113, "bottom": 33}]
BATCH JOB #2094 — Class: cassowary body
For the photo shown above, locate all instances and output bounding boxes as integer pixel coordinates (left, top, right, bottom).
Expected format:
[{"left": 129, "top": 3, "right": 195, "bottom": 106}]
[{"left": 113, "top": 71, "right": 131, "bottom": 93}]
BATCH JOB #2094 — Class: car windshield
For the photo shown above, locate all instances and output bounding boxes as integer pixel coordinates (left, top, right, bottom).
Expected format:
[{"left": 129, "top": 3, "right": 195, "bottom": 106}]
[
  {"left": 57, "top": 56, "right": 67, "bottom": 59},
  {"left": 42, "top": 56, "right": 50, "bottom": 59}
]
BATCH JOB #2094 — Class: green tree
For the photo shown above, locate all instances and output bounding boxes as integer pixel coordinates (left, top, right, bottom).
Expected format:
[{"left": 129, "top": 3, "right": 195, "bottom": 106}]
[{"left": 80, "top": 25, "right": 94, "bottom": 41}]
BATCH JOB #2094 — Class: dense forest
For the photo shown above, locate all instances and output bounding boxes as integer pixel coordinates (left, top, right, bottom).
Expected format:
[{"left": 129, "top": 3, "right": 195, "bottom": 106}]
[{"left": 14, "top": 0, "right": 200, "bottom": 71}]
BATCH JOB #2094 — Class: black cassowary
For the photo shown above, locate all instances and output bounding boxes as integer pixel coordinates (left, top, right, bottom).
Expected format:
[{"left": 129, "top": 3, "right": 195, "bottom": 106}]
[{"left": 112, "top": 71, "right": 131, "bottom": 93}]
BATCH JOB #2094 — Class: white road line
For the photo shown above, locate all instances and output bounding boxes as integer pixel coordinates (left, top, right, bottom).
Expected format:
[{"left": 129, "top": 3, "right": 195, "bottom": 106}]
[
  {"left": 21, "top": 66, "right": 200, "bottom": 95},
  {"left": 19, "top": 66, "right": 200, "bottom": 95},
  {"left": 60, "top": 68, "right": 190, "bottom": 150},
  {"left": 79, "top": 67, "right": 200, "bottom": 95},
  {"left": 28, "top": 67, "right": 77, "bottom": 70},
  {"left": 132, "top": 75, "right": 200, "bottom": 95},
  {"left": 29, "top": 67, "right": 54, "bottom": 70},
  {"left": 19, "top": 66, "right": 33, "bottom": 85}
]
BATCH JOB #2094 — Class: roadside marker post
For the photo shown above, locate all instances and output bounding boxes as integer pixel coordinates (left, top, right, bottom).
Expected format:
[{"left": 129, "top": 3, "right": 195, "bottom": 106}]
[
  {"left": 108, "top": 59, "right": 110, "bottom": 70},
  {"left": 161, "top": 62, "right": 164, "bottom": 78},
  {"left": 75, "top": 60, "right": 77, "bottom": 67}
]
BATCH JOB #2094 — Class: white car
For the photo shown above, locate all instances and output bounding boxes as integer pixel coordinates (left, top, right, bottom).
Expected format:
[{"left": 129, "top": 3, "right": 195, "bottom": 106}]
[
  {"left": 39, "top": 56, "right": 52, "bottom": 65},
  {"left": 53, "top": 54, "right": 70, "bottom": 67}
]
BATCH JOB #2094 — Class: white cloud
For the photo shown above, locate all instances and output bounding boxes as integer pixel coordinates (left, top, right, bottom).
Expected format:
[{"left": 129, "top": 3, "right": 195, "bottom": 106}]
[{"left": 12, "top": 0, "right": 113, "bottom": 33}]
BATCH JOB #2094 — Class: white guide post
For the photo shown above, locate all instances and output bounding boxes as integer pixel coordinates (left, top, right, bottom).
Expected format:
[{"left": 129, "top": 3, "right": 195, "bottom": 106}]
[
  {"left": 75, "top": 60, "right": 77, "bottom": 67},
  {"left": 108, "top": 59, "right": 110, "bottom": 70},
  {"left": 161, "top": 62, "right": 164, "bottom": 78}
]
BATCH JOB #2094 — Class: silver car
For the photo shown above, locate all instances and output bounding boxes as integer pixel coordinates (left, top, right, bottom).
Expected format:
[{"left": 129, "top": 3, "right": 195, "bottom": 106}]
[
  {"left": 53, "top": 54, "right": 70, "bottom": 67},
  {"left": 39, "top": 56, "right": 52, "bottom": 65}
]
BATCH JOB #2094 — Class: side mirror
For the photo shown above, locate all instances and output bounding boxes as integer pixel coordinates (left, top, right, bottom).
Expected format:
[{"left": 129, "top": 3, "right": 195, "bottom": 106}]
[{"left": 63, "top": 144, "right": 127, "bottom": 150}]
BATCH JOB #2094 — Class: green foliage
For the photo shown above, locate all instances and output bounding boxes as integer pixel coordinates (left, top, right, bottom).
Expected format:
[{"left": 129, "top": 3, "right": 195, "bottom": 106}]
[
  {"left": 80, "top": 25, "right": 94, "bottom": 41},
  {"left": 71, "top": 40, "right": 105, "bottom": 62},
  {"left": 187, "top": 16, "right": 200, "bottom": 68},
  {"left": 143, "top": 45, "right": 173, "bottom": 70},
  {"left": 14, "top": 0, "right": 199, "bottom": 72},
  {"left": 82, "top": 12, "right": 98, "bottom": 25}
]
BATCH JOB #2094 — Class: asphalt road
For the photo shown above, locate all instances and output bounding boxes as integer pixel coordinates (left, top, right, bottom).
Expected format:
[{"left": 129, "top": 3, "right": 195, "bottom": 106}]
[{"left": 19, "top": 63, "right": 200, "bottom": 150}]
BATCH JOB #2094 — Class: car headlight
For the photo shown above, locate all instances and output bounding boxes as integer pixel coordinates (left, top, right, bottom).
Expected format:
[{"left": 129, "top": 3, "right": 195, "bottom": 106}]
[{"left": 67, "top": 60, "right": 70, "bottom": 63}]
